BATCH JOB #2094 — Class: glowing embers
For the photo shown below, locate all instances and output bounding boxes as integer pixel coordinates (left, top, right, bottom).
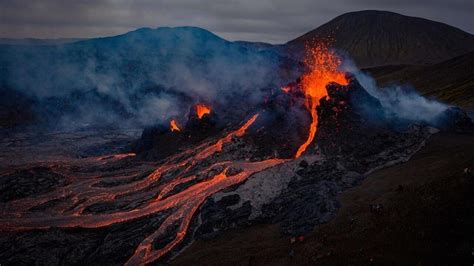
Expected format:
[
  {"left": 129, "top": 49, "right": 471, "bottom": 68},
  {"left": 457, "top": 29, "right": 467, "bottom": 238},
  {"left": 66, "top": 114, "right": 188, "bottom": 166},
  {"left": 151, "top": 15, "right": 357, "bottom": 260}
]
[
  {"left": 170, "top": 119, "right": 181, "bottom": 132},
  {"left": 295, "top": 43, "right": 348, "bottom": 158},
  {"left": 280, "top": 86, "right": 291, "bottom": 93},
  {"left": 195, "top": 103, "right": 211, "bottom": 119},
  {"left": 97, "top": 153, "right": 136, "bottom": 161}
]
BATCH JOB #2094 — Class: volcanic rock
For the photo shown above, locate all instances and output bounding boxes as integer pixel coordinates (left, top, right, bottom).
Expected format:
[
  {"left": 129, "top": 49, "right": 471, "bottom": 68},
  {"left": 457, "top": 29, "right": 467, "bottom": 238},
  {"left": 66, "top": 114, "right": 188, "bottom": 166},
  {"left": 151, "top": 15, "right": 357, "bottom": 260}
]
[
  {"left": 0, "top": 210, "right": 171, "bottom": 265},
  {"left": 194, "top": 197, "right": 253, "bottom": 240},
  {"left": 241, "top": 89, "right": 311, "bottom": 159},
  {"left": 211, "top": 74, "right": 434, "bottom": 237},
  {"left": 134, "top": 107, "right": 222, "bottom": 160},
  {"left": 315, "top": 76, "right": 421, "bottom": 167},
  {"left": 0, "top": 167, "right": 69, "bottom": 203},
  {"left": 432, "top": 106, "right": 473, "bottom": 132}
]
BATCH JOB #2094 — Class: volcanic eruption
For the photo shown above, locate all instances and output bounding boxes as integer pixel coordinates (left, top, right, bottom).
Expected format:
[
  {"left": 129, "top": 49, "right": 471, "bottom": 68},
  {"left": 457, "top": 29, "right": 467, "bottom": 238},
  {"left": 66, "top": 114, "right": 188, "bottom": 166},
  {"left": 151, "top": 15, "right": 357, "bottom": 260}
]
[
  {"left": 0, "top": 40, "right": 470, "bottom": 266},
  {"left": 295, "top": 43, "right": 348, "bottom": 158}
]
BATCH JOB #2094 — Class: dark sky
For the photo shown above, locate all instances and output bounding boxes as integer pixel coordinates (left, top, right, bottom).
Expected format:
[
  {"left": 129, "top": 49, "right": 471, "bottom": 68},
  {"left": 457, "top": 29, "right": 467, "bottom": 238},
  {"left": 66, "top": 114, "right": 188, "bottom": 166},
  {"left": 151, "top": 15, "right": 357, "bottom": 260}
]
[{"left": 1, "top": 0, "right": 473, "bottom": 43}]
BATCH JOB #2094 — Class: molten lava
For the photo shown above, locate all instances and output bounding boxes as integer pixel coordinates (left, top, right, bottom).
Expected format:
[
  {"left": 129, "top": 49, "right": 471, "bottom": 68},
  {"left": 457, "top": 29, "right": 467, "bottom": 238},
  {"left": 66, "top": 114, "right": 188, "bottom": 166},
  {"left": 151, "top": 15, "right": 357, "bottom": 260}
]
[
  {"left": 170, "top": 119, "right": 181, "bottom": 132},
  {"left": 195, "top": 104, "right": 211, "bottom": 119},
  {"left": 97, "top": 153, "right": 136, "bottom": 161},
  {"left": 0, "top": 113, "right": 287, "bottom": 265},
  {"left": 295, "top": 43, "right": 348, "bottom": 158}
]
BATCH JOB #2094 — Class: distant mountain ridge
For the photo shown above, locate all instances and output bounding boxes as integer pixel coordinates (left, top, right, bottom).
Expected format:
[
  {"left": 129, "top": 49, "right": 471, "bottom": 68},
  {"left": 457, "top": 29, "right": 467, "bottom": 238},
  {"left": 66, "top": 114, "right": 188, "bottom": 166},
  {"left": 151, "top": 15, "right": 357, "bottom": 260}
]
[
  {"left": 285, "top": 10, "right": 474, "bottom": 67},
  {"left": 0, "top": 26, "right": 281, "bottom": 98}
]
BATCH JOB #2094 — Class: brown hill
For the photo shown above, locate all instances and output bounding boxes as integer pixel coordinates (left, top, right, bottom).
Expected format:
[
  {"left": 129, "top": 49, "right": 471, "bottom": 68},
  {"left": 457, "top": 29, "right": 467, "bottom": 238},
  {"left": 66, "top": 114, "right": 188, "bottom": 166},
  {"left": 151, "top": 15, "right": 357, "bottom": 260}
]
[{"left": 285, "top": 10, "right": 474, "bottom": 68}]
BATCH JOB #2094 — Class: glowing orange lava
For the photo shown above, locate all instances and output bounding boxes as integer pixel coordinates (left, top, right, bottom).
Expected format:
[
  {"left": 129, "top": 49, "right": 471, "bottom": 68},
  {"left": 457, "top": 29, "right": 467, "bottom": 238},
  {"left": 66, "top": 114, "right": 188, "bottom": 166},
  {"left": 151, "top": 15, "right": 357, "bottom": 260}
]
[
  {"left": 0, "top": 113, "right": 287, "bottom": 266},
  {"left": 170, "top": 119, "right": 181, "bottom": 132},
  {"left": 195, "top": 104, "right": 211, "bottom": 119},
  {"left": 97, "top": 153, "right": 136, "bottom": 161},
  {"left": 295, "top": 43, "right": 348, "bottom": 158}
]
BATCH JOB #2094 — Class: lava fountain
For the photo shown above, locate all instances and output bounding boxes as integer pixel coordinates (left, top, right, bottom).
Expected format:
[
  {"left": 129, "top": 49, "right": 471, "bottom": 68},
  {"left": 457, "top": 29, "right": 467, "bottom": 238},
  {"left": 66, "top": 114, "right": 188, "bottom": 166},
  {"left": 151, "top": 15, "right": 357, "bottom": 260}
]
[
  {"left": 195, "top": 104, "right": 211, "bottom": 119},
  {"left": 295, "top": 43, "right": 348, "bottom": 158}
]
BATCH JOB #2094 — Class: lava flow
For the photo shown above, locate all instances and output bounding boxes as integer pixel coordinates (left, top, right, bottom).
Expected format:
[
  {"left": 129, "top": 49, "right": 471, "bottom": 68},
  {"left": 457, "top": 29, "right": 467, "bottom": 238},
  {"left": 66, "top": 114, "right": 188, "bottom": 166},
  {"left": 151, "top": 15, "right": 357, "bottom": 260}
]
[
  {"left": 97, "top": 153, "right": 136, "bottom": 161},
  {"left": 195, "top": 103, "right": 211, "bottom": 119},
  {"left": 0, "top": 113, "right": 286, "bottom": 265},
  {"left": 295, "top": 43, "right": 348, "bottom": 158},
  {"left": 170, "top": 119, "right": 181, "bottom": 132}
]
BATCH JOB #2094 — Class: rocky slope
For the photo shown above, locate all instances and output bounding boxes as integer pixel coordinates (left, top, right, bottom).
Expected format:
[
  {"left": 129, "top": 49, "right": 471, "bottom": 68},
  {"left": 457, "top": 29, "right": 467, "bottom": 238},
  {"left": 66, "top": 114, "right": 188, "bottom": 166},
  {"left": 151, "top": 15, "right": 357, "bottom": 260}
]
[
  {"left": 172, "top": 132, "right": 474, "bottom": 266},
  {"left": 365, "top": 52, "right": 474, "bottom": 109}
]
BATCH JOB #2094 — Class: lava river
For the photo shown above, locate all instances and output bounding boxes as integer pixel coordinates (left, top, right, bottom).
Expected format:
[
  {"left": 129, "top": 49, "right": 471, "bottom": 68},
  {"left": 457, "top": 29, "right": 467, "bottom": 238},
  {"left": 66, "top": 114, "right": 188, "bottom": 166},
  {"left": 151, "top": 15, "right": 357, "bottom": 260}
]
[{"left": 0, "top": 114, "right": 286, "bottom": 265}]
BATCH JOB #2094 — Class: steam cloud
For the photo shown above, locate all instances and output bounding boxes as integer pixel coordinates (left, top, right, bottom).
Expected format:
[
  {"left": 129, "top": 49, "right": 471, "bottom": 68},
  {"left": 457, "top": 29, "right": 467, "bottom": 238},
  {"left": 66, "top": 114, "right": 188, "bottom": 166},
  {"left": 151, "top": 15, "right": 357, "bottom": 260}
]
[
  {"left": 342, "top": 60, "right": 450, "bottom": 124},
  {"left": 0, "top": 27, "right": 282, "bottom": 130}
]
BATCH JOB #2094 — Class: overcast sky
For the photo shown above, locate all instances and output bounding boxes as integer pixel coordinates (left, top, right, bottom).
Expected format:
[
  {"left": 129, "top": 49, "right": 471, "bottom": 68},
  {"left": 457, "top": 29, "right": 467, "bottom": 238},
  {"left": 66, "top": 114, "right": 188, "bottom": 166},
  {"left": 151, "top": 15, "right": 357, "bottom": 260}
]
[{"left": 0, "top": 0, "right": 473, "bottom": 43}]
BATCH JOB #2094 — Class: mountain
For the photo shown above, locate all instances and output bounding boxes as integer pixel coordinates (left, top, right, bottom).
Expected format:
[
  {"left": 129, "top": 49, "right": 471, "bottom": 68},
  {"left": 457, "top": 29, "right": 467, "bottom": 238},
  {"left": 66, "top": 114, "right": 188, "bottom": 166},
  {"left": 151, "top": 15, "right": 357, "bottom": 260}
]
[
  {"left": 0, "top": 27, "right": 284, "bottom": 129},
  {"left": 0, "top": 26, "right": 280, "bottom": 98},
  {"left": 285, "top": 10, "right": 474, "bottom": 67},
  {"left": 365, "top": 52, "right": 474, "bottom": 109}
]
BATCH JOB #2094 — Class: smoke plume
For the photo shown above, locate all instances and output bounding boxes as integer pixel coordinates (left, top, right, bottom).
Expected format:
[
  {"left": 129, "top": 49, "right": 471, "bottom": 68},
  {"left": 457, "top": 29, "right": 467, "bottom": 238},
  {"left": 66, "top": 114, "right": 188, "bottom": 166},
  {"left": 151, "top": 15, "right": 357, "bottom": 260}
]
[
  {"left": 341, "top": 60, "right": 450, "bottom": 124},
  {"left": 0, "top": 27, "right": 282, "bottom": 131}
]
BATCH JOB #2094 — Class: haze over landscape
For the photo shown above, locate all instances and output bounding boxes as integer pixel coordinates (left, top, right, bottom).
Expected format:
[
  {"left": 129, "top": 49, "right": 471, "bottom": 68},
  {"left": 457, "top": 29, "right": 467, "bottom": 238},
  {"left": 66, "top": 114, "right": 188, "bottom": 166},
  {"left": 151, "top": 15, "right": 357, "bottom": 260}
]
[{"left": 0, "top": 2, "right": 473, "bottom": 266}]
